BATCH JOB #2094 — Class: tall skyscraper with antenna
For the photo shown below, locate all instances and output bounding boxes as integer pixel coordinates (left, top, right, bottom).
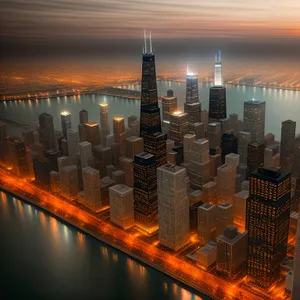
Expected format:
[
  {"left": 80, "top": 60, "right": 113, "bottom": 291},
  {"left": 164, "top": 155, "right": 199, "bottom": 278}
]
[
  {"left": 209, "top": 50, "right": 227, "bottom": 121},
  {"left": 139, "top": 30, "right": 167, "bottom": 167}
]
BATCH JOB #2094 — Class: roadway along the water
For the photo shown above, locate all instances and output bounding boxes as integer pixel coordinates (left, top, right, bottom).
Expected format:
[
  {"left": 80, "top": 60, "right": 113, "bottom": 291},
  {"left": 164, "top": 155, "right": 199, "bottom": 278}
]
[{"left": 0, "top": 168, "right": 285, "bottom": 300}]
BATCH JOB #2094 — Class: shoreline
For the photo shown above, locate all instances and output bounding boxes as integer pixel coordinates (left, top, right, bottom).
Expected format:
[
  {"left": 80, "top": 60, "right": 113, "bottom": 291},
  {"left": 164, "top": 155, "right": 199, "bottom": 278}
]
[{"left": 0, "top": 184, "right": 216, "bottom": 300}]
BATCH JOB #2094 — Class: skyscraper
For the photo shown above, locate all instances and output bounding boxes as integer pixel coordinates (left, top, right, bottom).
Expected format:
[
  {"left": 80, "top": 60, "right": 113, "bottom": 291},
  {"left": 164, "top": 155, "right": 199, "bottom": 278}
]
[
  {"left": 238, "top": 131, "right": 251, "bottom": 164},
  {"left": 243, "top": 101, "right": 266, "bottom": 143},
  {"left": 292, "top": 213, "right": 300, "bottom": 299},
  {"left": 221, "top": 133, "right": 238, "bottom": 164},
  {"left": 79, "top": 141, "right": 93, "bottom": 168},
  {"left": 60, "top": 111, "right": 72, "bottom": 139},
  {"left": 209, "top": 50, "right": 226, "bottom": 121},
  {"left": 84, "top": 122, "right": 101, "bottom": 146},
  {"left": 79, "top": 109, "right": 88, "bottom": 124},
  {"left": 246, "top": 167, "right": 291, "bottom": 287},
  {"left": 139, "top": 30, "right": 167, "bottom": 167},
  {"left": 125, "top": 136, "right": 144, "bottom": 160},
  {"left": 109, "top": 184, "right": 135, "bottom": 229},
  {"left": 60, "top": 165, "right": 78, "bottom": 199},
  {"left": 80, "top": 167, "right": 102, "bottom": 212},
  {"left": 133, "top": 152, "right": 158, "bottom": 234},
  {"left": 67, "top": 129, "right": 79, "bottom": 164},
  {"left": 38, "top": 112, "right": 55, "bottom": 150},
  {"left": 170, "top": 111, "right": 189, "bottom": 145},
  {"left": 217, "top": 164, "right": 236, "bottom": 205},
  {"left": 100, "top": 103, "right": 110, "bottom": 146},
  {"left": 247, "top": 142, "right": 264, "bottom": 174},
  {"left": 280, "top": 120, "right": 296, "bottom": 172},
  {"left": 198, "top": 203, "right": 217, "bottom": 244},
  {"left": 186, "top": 71, "right": 199, "bottom": 104},
  {"left": 157, "top": 164, "right": 190, "bottom": 251},
  {"left": 161, "top": 90, "right": 178, "bottom": 122}
]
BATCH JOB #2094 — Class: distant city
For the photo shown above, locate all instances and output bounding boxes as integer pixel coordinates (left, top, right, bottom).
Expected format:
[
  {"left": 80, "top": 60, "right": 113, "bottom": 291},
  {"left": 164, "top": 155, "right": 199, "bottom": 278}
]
[{"left": 1, "top": 30, "right": 300, "bottom": 300}]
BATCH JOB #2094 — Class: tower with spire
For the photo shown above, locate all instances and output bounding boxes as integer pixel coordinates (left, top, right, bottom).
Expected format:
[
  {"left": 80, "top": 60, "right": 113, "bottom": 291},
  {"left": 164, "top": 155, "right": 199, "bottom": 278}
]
[
  {"left": 135, "top": 30, "right": 167, "bottom": 234},
  {"left": 209, "top": 50, "right": 227, "bottom": 121}
]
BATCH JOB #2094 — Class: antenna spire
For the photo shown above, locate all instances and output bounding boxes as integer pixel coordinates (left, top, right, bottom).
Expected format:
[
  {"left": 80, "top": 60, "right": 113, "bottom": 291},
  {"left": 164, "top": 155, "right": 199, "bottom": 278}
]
[
  {"left": 149, "top": 31, "right": 152, "bottom": 53},
  {"left": 144, "top": 29, "right": 147, "bottom": 54}
]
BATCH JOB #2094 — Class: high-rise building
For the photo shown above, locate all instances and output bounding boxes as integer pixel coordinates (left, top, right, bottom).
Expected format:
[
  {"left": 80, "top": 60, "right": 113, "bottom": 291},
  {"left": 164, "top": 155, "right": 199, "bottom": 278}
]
[
  {"left": 243, "top": 101, "right": 266, "bottom": 143},
  {"left": 246, "top": 167, "right": 291, "bottom": 287},
  {"left": 38, "top": 113, "right": 55, "bottom": 150},
  {"left": 157, "top": 164, "right": 190, "bottom": 251},
  {"left": 186, "top": 72, "right": 199, "bottom": 104},
  {"left": 44, "top": 149, "right": 59, "bottom": 172},
  {"left": 80, "top": 167, "right": 102, "bottom": 212},
  {"left": 170, "top": 111, "right": 189, "bottom": 145},
  {"left": 79, "top": 141, "right": 93, "bottom": 169},
  {"left": 7, "top": 137, "right": 30, "bottom": 177},
  {"left": 198, "top": 203, "right": 217, "bottom": 244},
  {"left": 113, "top": 117, "right": 125, "bottom": 143},
  {"left": 207, "top": 122, "right": 221, "bottom": 151},
  {"left": 133, "top": 152, "right": 158, "bottom": 233},
  {"left": 161, "top": 90, "right": 178, "bottom": 122},
  {"left": 60, "top": 111, "right": 72, "bottom": 139},
  {"left": 188, "top": 138, "right": 210, "bottom": 189},
  {"left": 99, "top": 103, "right": 110, "bottom": 146},
  {"left": 33, "top": 158, "right": 51, "bottom": 186},
  {"left": 292, "top": 212, "right": 300, "bottom": 299},
  {"left": 119, "top": 157, "right": 134, "bottom": 187},
  {"left": 280, "top": 120, "right": 296, "bottom": 172},
  {"left": 139, "top": 31, "right": 167, "bottom": 167},
  {"left": 238, "top": 131, "right": 251, "bottom": 164},
  {"left": 60, "top": 165, "right": 78, "bottom": 199},
  {"left": 229, "top": 113, "right": 238, "bottom": 136},
  {"left": 109, "top": 184, "right": 135, "bottom": 229},
  {"left": 183, "top": 133, "right": 196, "bottom": 163},
  {"left": 79, "top": 109, "right": 88, "bottom": 124},
  {"left": 128, "top": 115, "right": 137, "bottom": 128},
  {"left": 221, "top": 133, "right": 238, "bottom": 164},
  {"left": 93, "top": 145, "right": 112, "bottom": 177},
  {"left": 209, "top": 50, "right": 226, "bottom": 120},
  {"left": 202, "top": 181, "right": 218, "bottom": 205},
  {"left": 264, "top": 144, "right": 280, "bottom": 169},
  {"left": 233, "top": 190, "right": 249, "bottom": 232},
  {"left": 216, "top": 226, "right": 248, "bottom": 278},
  {"left": 219, "top": 118, "right": 230, "bottom": 134},
  {"left": 67, "top": 129, "right": 79, "bottom": 164},
  {"left": 184, "top": 102, "right": 202, "bottom": 123},
  {"left": 217, "top": 165, "right": 236, "bottom": 205},
  {"left": 216, "top": 203, "right": 233, "bottom": 237},
  {"left": 125, "top": 136, "right": 144, "bottom": 160},
  {"left": 247, "top": 142, "right": 264, "bottom": 174},
  {"left": 84, "top": 122, "right": 101, "bottom": 146}
]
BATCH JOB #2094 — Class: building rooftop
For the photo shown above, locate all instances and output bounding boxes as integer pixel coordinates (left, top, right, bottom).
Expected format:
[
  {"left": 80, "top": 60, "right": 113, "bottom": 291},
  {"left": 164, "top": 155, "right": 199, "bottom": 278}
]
[
  {"left": 159, "top": 164, "right": 185, "bottom": 174},
  {"left": 251, "top": 167, "right": 289, "bottom": 182},
  {"left": 244, "top": 100, "right": 265, "bottom": 106},
  {"left": 134, "top": 152, "right": 154, "bottom": 160},
  {"left": 218, "top": 203, "right": 232, "bottom": 209},
  {"left": 217, "top": 229, "right": 247, "bottom": 244},
  {"left": 79, "top": 141, "right": 91, "bottom": 147},
  {"left": 85, "top": 122, "right": 99, "bottom": 127},
  {"left": 203, "top": 181, "right": 217, "bottom": 189},
  {"left": 235, "top": 190, "right": 249, "bottom": 199},
  {"left": 201, "top": 203, "right": 215, "bottom": 210},
  {"left": 109, "top": 184, "right": 132, "bottom": 195},
  {"left": 82, "top": 166, "right": 98, "bottom": 175},
  {"left": 60, "top": 111, "right": 71, "bottom": 116},
  {"left": 61, "top": 165, "right": 77, "bottom": 172},
  {"left": 126, "top": 136, "right": 141, "bottom": 142},
  {"left": 198, "top": 242, "right": 217, "bottom": 255}
]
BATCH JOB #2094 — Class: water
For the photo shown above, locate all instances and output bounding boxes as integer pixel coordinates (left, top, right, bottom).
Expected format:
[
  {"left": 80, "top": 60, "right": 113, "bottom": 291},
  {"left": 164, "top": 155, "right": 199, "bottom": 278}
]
[
  {"left": 1, "top": 82, "right": 300, "bottom": 140},
  {"left": 0, "top": 190, "right": 208, "bottom": 300}
]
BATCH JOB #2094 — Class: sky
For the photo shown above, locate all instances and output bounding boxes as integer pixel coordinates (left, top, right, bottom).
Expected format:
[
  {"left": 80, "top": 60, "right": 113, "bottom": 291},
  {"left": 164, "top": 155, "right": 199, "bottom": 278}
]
[{"left": 1, "top": 0, "right": 300, "bottom": 76}]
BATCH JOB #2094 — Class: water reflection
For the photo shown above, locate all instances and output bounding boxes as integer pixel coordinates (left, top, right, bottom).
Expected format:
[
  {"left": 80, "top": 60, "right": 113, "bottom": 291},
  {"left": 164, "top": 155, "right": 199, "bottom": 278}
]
[
  {"left": 100, "top": 245, "right": 109, "bottom": 262},
  {"left": 0, "top": 191, "right": 9, "bottom": 220}
]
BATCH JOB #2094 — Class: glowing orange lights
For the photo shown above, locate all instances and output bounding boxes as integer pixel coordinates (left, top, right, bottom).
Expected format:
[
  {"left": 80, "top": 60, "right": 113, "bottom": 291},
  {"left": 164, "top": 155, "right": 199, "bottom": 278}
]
[
  {"left": 114, "top": 117, "right": 124, "bottom": 122},
  {"left": 99, "top": 103, "right": 108, "bottom": 107},
  {"left": 60, "top": 111, "right": 70, "bottom": 116}
]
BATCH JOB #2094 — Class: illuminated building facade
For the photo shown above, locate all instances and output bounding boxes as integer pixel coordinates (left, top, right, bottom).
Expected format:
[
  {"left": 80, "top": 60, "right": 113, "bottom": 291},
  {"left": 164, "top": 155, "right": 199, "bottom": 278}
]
[
  {"left": 246, "top": 167, "right": 291, "bottom": 287},
  {"left": 109, "top": 184, "right": 135, "bottom": 229},
  {"left": 233, "top": 190, "right": 249, "bottom": 231},
  {"left": 157, "top": 164, "right": 190, "bottom": 251},
  {"left": 170, "top": 111, "right": 189, "bottom": 145},
  {"left": 99, "top": 103, "right": 110, "bottom": 146},
  {"left": 216, "top": 226, "right": 248, "bottom": 278},
  {"left": 139, "top": 31, "right": 167, "bottom": 167},
  {"left": 119, "top": 157, "right": 134, "bottom": 187},
  {"left": 243, "top": 101, "right": 266, "bottom": 143},
  {"left": 202, "top": 181, "right": 218, "bottom": 205},
  {"left": 113, "top": 117, "right": 125, "bottom": 156},
  {"left": 60, "top": 111, "right": 71, "bottom": 139},
  {"left": 280, "top": 120, "right": 296, "bottom": 172},
  {"left": 161, "top": 90, "right": 178, "bottom": 122},
  {"left": 216, "top": 203, "right": 233, "bottom": 236},
  {"left": 79, "top": 109, "right": 88, "bottom": 124},
  {"left": 209, "top": 50, "right": 226, "bottom": 120},
  {"left": 84, "top": 122, "right": 101, "bottom": 147},
  {"left": 133, "top": 152, "right": 158, "bottom": 233},
  {"left": 38, "top": 112, "right": 55, "bottom": 150},
  {"left": 217, "top": 164, "right": 236, "bottom": 205},
  {"left": 186, "top": 72, "right": 199, "bottom": 104},
  {"left": 207, "top": 122, "right": 221, "bottom": 151}
]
